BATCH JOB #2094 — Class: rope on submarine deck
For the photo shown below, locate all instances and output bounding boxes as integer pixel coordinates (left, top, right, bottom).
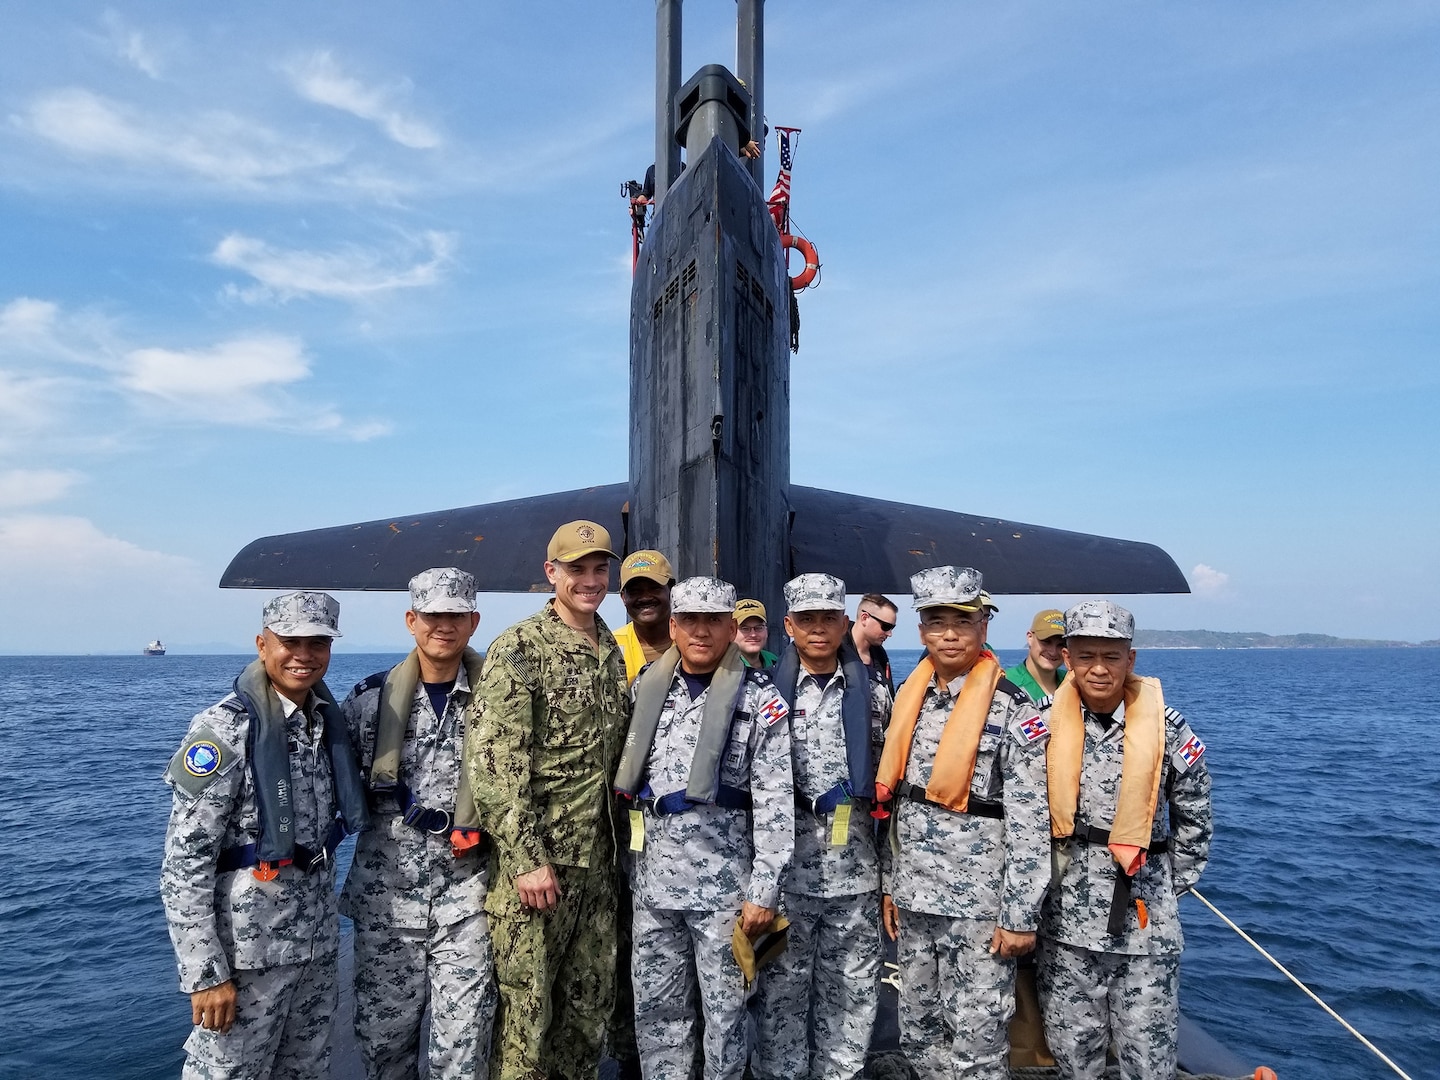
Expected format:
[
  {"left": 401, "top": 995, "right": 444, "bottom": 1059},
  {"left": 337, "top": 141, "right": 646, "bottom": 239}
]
[{"left": 1190, "top": 887, "right": 1414, "bottom": 1080}]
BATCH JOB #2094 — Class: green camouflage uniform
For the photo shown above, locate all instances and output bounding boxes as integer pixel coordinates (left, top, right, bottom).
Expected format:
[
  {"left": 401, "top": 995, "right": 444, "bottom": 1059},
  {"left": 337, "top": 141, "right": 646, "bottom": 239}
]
[{"left": 465, "top": 602, "right": 629, "bottom": 1080}]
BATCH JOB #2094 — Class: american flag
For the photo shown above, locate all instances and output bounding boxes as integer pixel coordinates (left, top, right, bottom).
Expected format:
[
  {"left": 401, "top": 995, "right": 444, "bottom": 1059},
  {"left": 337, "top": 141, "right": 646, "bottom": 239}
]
[{"left": 768, "top": 127, "right": 799, "bottom": 231}]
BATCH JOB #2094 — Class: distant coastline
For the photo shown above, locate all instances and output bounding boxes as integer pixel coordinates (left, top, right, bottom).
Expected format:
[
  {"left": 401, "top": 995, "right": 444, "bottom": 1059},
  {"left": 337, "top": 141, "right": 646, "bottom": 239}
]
[{"left": 1136, "top": 629, "right": 1440, "bottom": 649}]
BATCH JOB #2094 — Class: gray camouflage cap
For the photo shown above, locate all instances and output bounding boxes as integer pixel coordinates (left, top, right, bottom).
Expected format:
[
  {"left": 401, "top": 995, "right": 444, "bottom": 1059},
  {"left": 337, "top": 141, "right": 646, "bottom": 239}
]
[
  {"left": 910, "top": 566, "right": 985, "bottom": 612},
  {"left": 671, "top": 576, "right": 737, "bottom": 614},
  {"left": 263, "top": 591, "right": 342, "bottom": 638},
  {"left": 784, "top": 573, "right": 846, "bottom": 612},
  {"left": 1065, "top": 600, "right": 1135, "bottom": 640},
  {"left": 409, "top": 567, "right": 477, "bottom": 613}
]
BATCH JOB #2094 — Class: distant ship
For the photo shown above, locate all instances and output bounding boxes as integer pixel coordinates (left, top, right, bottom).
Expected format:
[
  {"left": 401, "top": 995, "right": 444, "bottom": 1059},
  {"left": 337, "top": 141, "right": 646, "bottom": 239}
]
[{"left": 142, "top": 640, "right": 166, "bottom": 656}]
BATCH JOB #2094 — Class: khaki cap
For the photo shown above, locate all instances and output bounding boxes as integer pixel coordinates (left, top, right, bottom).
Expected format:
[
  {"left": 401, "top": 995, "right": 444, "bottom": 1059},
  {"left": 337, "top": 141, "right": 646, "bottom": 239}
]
[
  {"left": 1030, "top": 609, "right": 1066, "bottom": 640},
  {"left": 620, "top": 549, "right": 675, "bottom": 588},
  {"left": 547, "top": 520, "right": 617, "bottom": 563},
  {"left": 979, "top": 591, "right": 1000, "bottom": 613},
  {"left": 734, "top": 598, "right": 767, "bottom": 624}
]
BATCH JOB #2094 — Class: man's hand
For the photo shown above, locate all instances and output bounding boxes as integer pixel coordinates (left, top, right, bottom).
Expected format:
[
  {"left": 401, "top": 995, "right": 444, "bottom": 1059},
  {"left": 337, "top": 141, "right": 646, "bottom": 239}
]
[
  {"left": 739, "top": 901, "right": 776, "bottom": 939},
  {"left": 989, "top": 926, "right": 1036, "bottom": 958},
  {"left": 516, "top": 864, "right": 562, "bottom": 912},
  {"left": 881, "top": 894, "right": 900, "bottom": 941},
  {"left": 191, "top": 981, "right": 237, "bottom": 1033}
]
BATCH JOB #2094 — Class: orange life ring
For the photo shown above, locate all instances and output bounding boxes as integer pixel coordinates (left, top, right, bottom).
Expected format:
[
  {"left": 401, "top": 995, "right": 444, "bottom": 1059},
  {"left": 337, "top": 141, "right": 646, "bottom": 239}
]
[{"left": 781, "top": 233, "right": 819, "bottom": 290}]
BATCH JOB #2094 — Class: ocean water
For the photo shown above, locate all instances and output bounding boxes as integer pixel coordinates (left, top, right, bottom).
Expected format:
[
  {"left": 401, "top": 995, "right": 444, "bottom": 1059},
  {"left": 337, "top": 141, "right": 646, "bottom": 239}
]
[{"left": 0, "top": 648, "right": 1436, "bottom": 1079}]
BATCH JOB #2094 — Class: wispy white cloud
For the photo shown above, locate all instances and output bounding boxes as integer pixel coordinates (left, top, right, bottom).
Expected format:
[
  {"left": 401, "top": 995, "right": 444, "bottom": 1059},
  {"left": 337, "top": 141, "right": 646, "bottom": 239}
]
[
  {"left": 1, "top": 297, "right": 388, "bottom": 442},
  {"left": 289, "top": 51, "right": 441, "bottom": 149},
  {"left": 121, "top": 333, "right": 389, "bottom": 439},
  {"left": 0, "top": 469, "right": 80, "bottom": 509},
  {"left": 13, "top": 87, "right": 345, "bottom": 187},
  {"left": 211, "top": 229, "right": 457, "bottom": 303},
  {"left": 0, "top": 513, "right": 195, "bottom": 574},
  {"left": 1191, "top": 563, "right": 1231, "bottom": 596},
  {"left": 100, "top": 10, "right": 164, "bottom": 79}
]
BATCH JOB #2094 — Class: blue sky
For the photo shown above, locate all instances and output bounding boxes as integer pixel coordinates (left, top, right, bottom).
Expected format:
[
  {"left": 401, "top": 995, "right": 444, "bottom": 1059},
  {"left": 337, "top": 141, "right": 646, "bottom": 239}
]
[{"left": 1, "top": 2, "right": 1436, "bottom": 654}]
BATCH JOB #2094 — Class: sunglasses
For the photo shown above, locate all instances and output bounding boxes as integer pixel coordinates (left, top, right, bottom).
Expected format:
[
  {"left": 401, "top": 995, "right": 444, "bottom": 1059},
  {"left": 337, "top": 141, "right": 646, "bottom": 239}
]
[{"left": 862, "top": 611, "right": 896, "bottom": 633}]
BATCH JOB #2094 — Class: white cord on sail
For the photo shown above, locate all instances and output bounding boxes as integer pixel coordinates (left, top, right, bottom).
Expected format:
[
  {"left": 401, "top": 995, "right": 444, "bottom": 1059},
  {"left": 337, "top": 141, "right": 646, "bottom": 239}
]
[{"left": 1188, "top": 887, "right": 1414, "bottom": 1080}]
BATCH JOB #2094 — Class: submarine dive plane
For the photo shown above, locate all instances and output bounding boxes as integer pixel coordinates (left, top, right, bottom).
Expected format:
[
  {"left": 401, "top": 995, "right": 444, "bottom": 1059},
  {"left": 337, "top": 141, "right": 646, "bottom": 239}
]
[{"left": 220, "top": 0, "right": 1189, "bottom": 645}]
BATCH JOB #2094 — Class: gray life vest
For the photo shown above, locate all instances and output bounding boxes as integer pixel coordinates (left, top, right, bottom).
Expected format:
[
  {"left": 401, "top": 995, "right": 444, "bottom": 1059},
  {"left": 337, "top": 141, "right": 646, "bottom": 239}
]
[
  {"left": 228, "top": 658, "right": 370, "bottom": 867},
  {"left": 614, "top": 642, "right": 748, "bottom": 803}
]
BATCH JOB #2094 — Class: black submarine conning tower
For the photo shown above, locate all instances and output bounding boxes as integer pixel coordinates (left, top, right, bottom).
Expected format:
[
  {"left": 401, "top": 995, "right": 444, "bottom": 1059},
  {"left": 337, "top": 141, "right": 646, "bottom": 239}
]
[{"left": 631, "top": 0, "right": 793, "bottom": 623}]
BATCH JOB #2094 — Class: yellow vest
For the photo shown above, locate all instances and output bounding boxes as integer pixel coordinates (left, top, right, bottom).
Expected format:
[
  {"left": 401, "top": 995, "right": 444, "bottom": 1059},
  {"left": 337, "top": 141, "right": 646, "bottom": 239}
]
[{"left": 612, "top": 622, "right": 648, "bottom": 685}]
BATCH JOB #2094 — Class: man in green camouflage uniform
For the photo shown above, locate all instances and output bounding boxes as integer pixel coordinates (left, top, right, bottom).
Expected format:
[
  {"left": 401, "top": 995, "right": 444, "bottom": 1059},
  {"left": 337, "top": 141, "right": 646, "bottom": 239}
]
[
  {"left": 340, "top": 567, "right": 496, "bottom": 1080},
  {"left": 465, "top": 521, "right": 630, "bottom": 1080},
  {"left": 1037, "top": 601, "right": 1212, "bottom": 1080},
  {"left": 160, "top": 592, "right": 368, "bottom": 1080},
  {"left": 877, "top": 567, "right": 1050, "bottom": 1080}
]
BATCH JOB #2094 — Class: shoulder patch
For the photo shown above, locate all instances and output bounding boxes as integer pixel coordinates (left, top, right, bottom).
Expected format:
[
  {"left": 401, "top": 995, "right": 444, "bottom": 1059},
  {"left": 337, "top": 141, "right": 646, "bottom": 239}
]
[
  {"left": 995, "top": 675, "right": 1029, "bottom": 706},
  {"left": 757, "top": 690, "right": 790, "bottom": 728},
  {"left": 500, "top": 647, "right": 539, "bottom": 690},
  {"left": 353, "top": 670, "right": 387, "bottom": 695},
  {"left": 1171, "top": 722, "right": 1206, "bottom": 774},
  {"left": 167, "top": 723, "right": 240, "bottom": 798},
  {"left": 1013, "top": 713, "right": 1050, "bottom": 746}
]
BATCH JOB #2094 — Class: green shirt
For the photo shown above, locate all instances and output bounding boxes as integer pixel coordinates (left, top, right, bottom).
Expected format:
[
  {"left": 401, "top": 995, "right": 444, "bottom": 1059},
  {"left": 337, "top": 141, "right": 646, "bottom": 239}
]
[{"left": 1005, "top": 659, "right": 1066, "bottom": 705}]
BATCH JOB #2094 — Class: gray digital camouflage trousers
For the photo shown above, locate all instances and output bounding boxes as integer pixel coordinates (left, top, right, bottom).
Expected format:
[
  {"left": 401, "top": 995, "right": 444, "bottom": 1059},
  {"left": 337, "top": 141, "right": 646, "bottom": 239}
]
[
  {"left": 896, "top": 911, "right": 1015, "bottom": 1080},
  {"left": 751, "top": 889, "right": 880, "bottom": 1080},
  {"left": 352, "top": 912, "right": 497, "bottom": 1080},
  {"left": 631, "top": 904, "right": 749, "bottom": 1080},
  {"left": 181, "top": 954, "right": 336, "bottom": 1080},
  {"left": 1037, "top": 940, "right": 1179, "bottom": 1080}
]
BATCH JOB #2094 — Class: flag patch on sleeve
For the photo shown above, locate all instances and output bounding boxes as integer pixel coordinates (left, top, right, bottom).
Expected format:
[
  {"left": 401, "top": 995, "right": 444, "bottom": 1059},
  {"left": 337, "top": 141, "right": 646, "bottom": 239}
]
[
  {"left": 758, "top": 695, "right": 790, "bottom": 728},
  {"left": 1178, "top": 733, "right": 1206, "bottom": 766},
  {"left": 1019, "top": 715, "right": 1049, "bottom": 742}
]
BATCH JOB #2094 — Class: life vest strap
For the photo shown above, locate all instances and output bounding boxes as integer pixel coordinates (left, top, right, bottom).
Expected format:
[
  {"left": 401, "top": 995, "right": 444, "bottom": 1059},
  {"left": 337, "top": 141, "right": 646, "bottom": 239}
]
[
  {"left": 894, "top": 780, "right": 1004, "bottom": 820},
  {"left": 795, "top": 780, "right": 854, "bottom": 816},
  {"left": 218, "top": 819, "right": 346, "bottom": 875},
  {"left": 371, "top": 782, "right": 454, "bottom": 836},
  {"left": 1057, "top": 822, "right": 1170, "bottom": 853},
  {"left": 637, "top": 783, "right": 752, "bottom": 816},
  {"left": 1056, "top": 823, "right": 1172, "bottom": 937}
]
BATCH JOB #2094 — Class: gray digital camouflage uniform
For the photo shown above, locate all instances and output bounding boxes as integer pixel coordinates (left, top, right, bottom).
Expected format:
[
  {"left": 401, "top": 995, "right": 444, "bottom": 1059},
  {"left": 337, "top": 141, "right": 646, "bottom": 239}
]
[
  {"left": 340, "top": 662, "right": 496, "bottom": 1080},
  {"left": 465, "top": 602, "right": 629, "bottom": 1080},
  {"left": 627, "top": 664, "right": 794, "bottom": 1080},
  {"left": 881, "top": 671, "right": 1050, "bottom": 1080},
  {"left": 160, "top": 689, "right": 339, "bottom": 1080},
  {"left": 751, "top": 666, "right": 889, "bottom": 1080},
  {"left": 1037, "top": 696, "right": 1212, "bottom": 1080}
]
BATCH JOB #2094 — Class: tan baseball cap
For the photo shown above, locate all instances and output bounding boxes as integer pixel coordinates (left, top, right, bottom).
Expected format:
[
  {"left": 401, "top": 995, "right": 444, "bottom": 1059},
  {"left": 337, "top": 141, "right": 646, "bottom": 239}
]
[
  {"left": 734, "top": 598, "right": 767, "bottom": 624},
  {"left": 1030, "top": 609, "right": 1066, "bottom": 640},
  {"left": 546, "top": 520, "right": 618, "bottom": 563},
  {"left": 620, "top": 549, "right": 675, "bottom": 588}
]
